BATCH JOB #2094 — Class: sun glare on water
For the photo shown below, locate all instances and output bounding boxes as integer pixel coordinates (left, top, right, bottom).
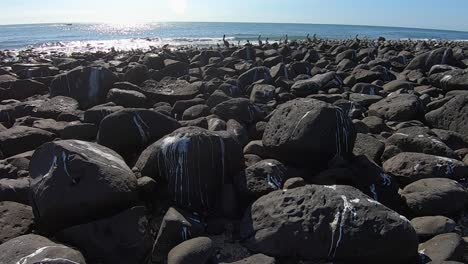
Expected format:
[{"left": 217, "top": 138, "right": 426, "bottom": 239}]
[{"left": 169, "top": 0, "right": 188, "bottom": 15}]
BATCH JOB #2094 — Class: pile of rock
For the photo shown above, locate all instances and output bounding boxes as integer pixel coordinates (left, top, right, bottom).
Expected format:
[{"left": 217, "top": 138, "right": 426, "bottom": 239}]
[{"left": 0, "top": 37, "right": 467, "bottom": 263}]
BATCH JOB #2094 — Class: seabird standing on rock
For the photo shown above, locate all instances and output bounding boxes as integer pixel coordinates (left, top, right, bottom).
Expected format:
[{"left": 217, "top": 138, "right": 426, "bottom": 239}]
[
  {"left": 307, "top": 34, "right": 311, "bottom": 43},
  {"left": 265, "top": 37, "right": 269, "bottom": 45},
  {"left": 223, "top": 35, "right": 230, "bottom": 48},
  {"left": 258, "top": 35, "right": 263, "bottom": 46},
  {"left": 284, "top": 34, "right": 289, "bottom": 44},
  {"left": 355, "top": 34, "right": 361, "bottom": 42}
]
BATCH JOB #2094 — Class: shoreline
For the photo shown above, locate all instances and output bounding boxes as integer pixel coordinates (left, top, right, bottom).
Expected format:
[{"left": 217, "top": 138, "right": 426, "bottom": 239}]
[{"left": 2, "top": 37, "right": 468, "bottom": 59}]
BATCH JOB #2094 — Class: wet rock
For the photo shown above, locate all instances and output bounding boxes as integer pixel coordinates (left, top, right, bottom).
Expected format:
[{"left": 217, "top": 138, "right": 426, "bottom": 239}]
[{"left": 29, "top": 140, "right": 138, "bottom": 233}]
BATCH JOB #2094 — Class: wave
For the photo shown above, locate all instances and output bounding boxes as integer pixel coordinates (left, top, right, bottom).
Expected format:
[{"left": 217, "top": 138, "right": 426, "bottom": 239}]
[{"left": 24, "top": 37, "right": 247, "bottom": 54}]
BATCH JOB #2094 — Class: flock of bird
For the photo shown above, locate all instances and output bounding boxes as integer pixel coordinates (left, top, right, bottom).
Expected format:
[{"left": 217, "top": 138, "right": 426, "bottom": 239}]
[{"left": 219, "top": 33, "right": 361, "bottom": 48}]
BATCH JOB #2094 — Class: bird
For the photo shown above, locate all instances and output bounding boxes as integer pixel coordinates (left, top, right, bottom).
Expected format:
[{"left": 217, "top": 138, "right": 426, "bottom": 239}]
[
  {"left": 306, "top": 34, "right": 312, "bottom": 43},
  {"left": 223, "top": 35, "right": 230, "bottom": 48},
  {"left": 258, "top": 35, "right": 263, "bottom": 46},
  {"left": 355, "top": 34, "right": 361, "bottom": 42},
  {"left": 284, "top": 34, "right": 289, "bottom": 44},
  {"left": 265, "top": 37, "right": 269, "bottom": 45}
]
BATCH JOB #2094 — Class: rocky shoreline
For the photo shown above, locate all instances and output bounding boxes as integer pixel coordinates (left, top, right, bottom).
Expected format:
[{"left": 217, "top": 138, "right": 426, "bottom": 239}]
[{"left": 0, "top": 37, "right": 467, "bottom": 264}]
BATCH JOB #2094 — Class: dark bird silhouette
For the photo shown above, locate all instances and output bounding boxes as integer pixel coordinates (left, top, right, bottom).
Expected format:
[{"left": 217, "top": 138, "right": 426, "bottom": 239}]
[
  {"left": 284, "top": 34, "right": 289, "bottom": 44},
  {"left": 355, "top": 34, "right": 361, "bottom": 42},
  {"left": 307, "top": 34, "right": 312, "bottom": 42},
  {"left": 223, "top": 35, "right": 230, "bottom": 48},
  {"left": 258, "top": 35, "right": 263, "bottom": 46},
  {"left": 265, "top": 37, "right": 269, "bottom": 45}
]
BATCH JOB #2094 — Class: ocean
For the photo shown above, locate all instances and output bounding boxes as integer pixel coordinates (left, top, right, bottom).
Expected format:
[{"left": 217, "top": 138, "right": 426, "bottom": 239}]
[{"left": 1, "top": 22, "right": 468, "bottom": 53}]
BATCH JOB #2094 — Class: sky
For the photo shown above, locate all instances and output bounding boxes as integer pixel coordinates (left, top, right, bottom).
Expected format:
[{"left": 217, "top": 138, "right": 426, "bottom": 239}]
[{"left": 1, "top": 0, "right": 467, "bottom": 32}]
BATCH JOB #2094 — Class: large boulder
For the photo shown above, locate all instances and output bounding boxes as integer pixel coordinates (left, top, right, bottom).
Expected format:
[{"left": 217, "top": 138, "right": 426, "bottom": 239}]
[
  {"left": 405, "top": 48, "right": 456, "bottom": 72},
  {"left": 237, "top": 67, "right": 272, "bottom": 92},
  {"left": 0, "top": 79, "right": 48, "bottom": 100},
  {"left": 0, "top": 201, "right": 34, "bottom": 244},
  {"left": 0, "top": 126, "right": 55, "bottom": 158},
  {"left": 167, "top": 237, "right": 214, "bottom": 264},
  {"left": 50, "top": 66, "right": 119, "bottom": 109},
  {"left": 134, "top": 127, "right": 243, "bottom": 213},
  {"left": 368, "top": 94, "right": 425, "bottom": 122},
  {"left": 106, "top": 88, "right": 147, "bottom": 108},
  {"left": 97, "top": 109, "right": 180, "bottom": 158},
  {"left": 429, "top": 69, "right": 468, "bottom": 91},
  {"left": 383, "top": 152, "right": 468, "bottom": 184},
  {"left": 0, "top": 177, "right": 30, "bottom": 205},
  {"left": 140, "top": 79, "right": 200, "bottom": 104},
  {"left": 240, "top": 185, "right": 418, "bottom": 263},
  {"left": 212, "top": 98, "right": 264, "bottom": 124},
  {"left": 234, "top": 159, "right": 288, "bottom": 207},
  {"left": 150, "top": 207, "right": 205, "bottom": 262},
  {"left": 411, "top": 216, "right": 457, "bottom": 240},
  {"left": 418, "top": 233, "right": 464, "bottom": 263},
  {"left": 401, "top": 178, "right": 468, "bottom": 217},
  {"left": 57, "top": 206, "right": 152, "bottom": 264},
  {"left": 383, "top": 132, "right": 458, "bottom": 161},
  {"left": 0, "top": 234, "right": 86, "bottom": 264},
  {"left": 262, "top": 98, "right": 356, "bottom": 169},
  {"left": 425, "top": 95, "right": 468, "bottom": 138},
  {"left": 29, "top": 140, "right": 138, "bottom": 233}
]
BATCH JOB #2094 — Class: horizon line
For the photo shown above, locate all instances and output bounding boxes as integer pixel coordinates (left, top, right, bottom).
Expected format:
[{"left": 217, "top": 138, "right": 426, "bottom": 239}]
[{"left": 0, "top": 20, "right": 467, "bottom": 34}]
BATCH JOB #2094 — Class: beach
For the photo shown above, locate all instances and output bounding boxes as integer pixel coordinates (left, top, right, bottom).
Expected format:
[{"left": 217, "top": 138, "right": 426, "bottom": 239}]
[{"left": 0, "top": 33, "right": 468, "bottom": 264}]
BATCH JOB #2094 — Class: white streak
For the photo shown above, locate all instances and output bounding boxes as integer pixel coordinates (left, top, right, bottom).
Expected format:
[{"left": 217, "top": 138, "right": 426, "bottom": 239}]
[{"left": 16, "top": 246, "right": 69, "bottom": 264}]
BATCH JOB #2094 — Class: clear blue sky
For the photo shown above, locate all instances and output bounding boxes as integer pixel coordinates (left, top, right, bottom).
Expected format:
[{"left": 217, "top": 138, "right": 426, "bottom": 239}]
[{"left": 1, "top": 0, "right": 467, "bottom": 31}]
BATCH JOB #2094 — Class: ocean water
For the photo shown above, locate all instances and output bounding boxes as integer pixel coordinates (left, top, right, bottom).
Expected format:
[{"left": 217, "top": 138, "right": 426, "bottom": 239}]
[{"left": 1, "top": 22, "right": 468, "bottom": 53}]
